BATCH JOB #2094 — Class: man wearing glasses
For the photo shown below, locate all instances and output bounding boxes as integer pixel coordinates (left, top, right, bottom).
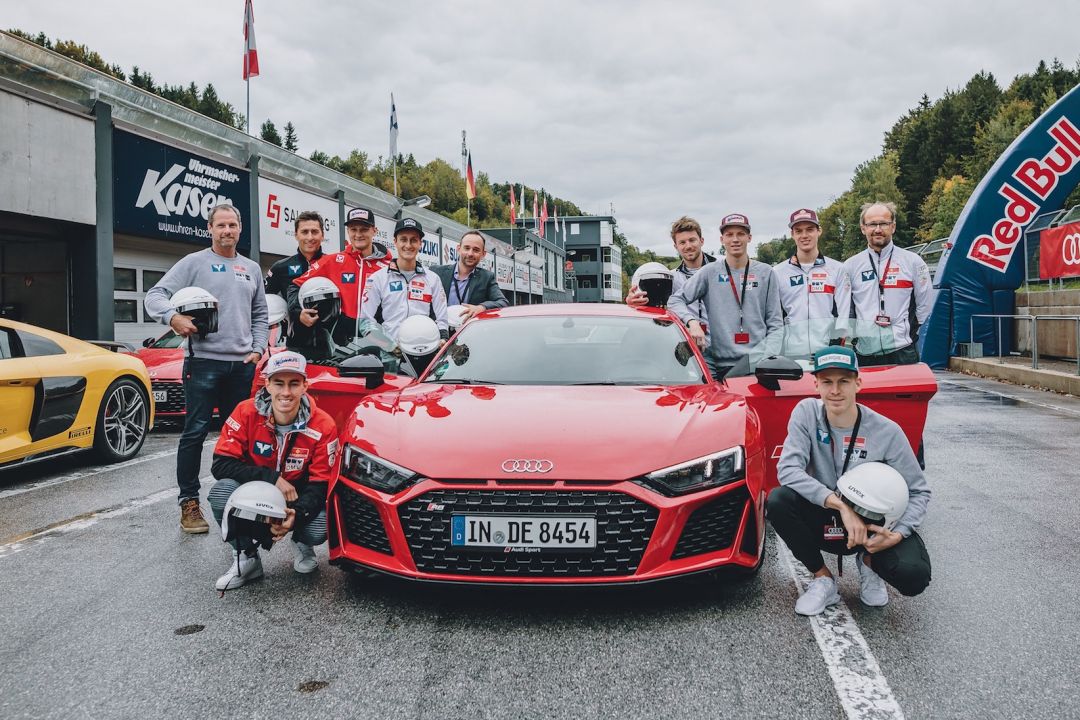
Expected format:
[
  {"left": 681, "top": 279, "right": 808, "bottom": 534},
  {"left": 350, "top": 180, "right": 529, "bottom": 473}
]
[{"left": 843, "top": 202, "right": 933, "bottom": 366}]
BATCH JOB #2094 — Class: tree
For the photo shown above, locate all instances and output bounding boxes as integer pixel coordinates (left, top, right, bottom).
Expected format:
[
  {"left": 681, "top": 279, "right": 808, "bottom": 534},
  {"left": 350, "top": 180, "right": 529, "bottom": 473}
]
[
  {"left": 260, "top": 120, "right": 282, "bottom": 147},
  {"left": 754, "top": 237, "right": 796, "bottom": 265},
  {"left": 917, "top": 175, "right": 974, "bottom": 242},
  {"left": 283, "top": 122, "right": 299, "bottom": 152},
  {"left": 963, "top": 99, "right": 1036, "bottom": 182}
]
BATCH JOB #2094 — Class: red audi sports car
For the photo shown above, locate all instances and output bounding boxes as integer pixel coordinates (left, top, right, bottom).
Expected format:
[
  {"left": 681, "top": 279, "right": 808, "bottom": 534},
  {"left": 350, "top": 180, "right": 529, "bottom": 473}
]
[{"left": 324, "top": 304, "right": 936, "bottom": 585}]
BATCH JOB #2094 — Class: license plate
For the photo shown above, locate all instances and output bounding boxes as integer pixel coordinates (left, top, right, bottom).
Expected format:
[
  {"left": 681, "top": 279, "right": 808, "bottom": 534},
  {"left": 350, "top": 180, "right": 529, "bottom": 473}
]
[
  {"left": 450, "top": 515, "right": 596, "bottom": 549},
  {"left": 153, "top": 390, "right": 167, "bottom": 402}
]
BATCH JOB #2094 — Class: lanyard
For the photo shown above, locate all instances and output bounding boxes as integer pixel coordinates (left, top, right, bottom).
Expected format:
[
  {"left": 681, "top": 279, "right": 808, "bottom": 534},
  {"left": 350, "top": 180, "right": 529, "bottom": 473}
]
[
  {"left": 724, "top": 260, "right": 750, "bottom": 330},
  {"left": 868, "top": 249, "right": 893, "bottom": 315},
  {"left": 822, "top": 405, "right": 862, "bottom": 477},
  {"left": 451, "top": 271, "right": 472, "bottom": 305}
]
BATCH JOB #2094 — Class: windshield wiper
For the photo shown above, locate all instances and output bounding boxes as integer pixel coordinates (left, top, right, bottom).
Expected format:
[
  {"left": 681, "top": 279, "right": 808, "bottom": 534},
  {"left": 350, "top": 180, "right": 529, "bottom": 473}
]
[
  {"left": 569, "top": 380, "right": 622, "bottom": 385},
  {"left": 426, "top": 378, "right": 504, "bottom": 385}
]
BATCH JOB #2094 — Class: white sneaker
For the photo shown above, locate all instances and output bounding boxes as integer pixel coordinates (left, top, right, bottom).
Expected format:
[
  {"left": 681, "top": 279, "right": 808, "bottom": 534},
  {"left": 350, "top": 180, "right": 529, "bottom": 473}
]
[
  {"left": 215, "top": 550, "right": 263, "bottom": 591},
  {"left": 293, "top": 541, "right": 318, "bottom": 574},
  {"left": 857, "top": 551, "right": 889, "bottom": 607},
  {"left": 795, "top": 575, "right": 841, "bottom": 616}
]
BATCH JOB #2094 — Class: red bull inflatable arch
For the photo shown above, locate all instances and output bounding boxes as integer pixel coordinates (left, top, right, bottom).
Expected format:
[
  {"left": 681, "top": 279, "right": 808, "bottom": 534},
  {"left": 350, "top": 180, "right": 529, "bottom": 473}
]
[{"left": 922, "top": 83, "right": 1080, "bottom": 367}]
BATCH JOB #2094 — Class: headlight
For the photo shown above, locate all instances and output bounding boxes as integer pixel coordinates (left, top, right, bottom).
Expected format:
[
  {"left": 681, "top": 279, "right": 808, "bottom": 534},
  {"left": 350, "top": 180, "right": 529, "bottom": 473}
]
[
  {"left": 341, "top": 445, "right": 420, "bottom": 494},
  {"left": 639, "top": 446, "right": 745, "bottom": 496}
]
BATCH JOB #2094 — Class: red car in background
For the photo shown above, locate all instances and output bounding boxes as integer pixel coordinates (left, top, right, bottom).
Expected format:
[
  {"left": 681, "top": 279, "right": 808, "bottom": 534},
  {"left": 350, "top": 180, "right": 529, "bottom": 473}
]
[{"left": 320, "top": 304, "right": 936, "bottom": 585}]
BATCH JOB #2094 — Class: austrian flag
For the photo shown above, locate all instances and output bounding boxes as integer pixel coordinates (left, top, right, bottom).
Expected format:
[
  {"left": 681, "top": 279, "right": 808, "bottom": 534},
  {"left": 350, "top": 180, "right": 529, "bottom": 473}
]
[{"left": 243, "top": 0, "right": 259, "bottom": 80}]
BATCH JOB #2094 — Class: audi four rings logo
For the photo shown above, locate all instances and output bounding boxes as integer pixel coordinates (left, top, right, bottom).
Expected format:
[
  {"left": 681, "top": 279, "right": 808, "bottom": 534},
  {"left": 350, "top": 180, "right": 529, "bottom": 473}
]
[
  {"left": 1063, "top": 233, "right": 1080, "bottom": 266},
  {"left": 501, "top": 459, "right": 554, "bottom": 473}
]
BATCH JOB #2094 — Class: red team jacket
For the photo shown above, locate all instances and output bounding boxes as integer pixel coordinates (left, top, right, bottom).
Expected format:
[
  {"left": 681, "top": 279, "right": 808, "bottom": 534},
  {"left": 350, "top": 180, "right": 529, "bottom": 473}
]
[{"left": 291, "top": 243, "right": 393, "bottom": 319}]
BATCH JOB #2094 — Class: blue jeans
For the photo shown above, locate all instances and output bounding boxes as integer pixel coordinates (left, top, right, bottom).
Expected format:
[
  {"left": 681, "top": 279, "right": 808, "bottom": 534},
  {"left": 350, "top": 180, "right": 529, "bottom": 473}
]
[
  {"left": 208, "top": 478, "right": 327, "bottom": 552},
  {"left": 177, "top": 357, "right": 256, "bottom": 503}
]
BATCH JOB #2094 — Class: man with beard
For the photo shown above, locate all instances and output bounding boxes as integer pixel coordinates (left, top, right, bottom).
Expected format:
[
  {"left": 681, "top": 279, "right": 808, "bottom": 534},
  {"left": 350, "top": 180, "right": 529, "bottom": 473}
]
[
  {"left": 432, "top": 230, "right": 508, "bottom": 322},
  {"left": 288, "top": 206, "right": 392, "bottom": 345}
]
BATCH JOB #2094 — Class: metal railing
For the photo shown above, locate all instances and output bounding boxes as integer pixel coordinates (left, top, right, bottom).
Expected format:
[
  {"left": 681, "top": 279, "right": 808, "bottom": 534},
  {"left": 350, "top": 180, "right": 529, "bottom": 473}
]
[{"left": 969, "top": 314, "right": 1080, "bottom": 375}]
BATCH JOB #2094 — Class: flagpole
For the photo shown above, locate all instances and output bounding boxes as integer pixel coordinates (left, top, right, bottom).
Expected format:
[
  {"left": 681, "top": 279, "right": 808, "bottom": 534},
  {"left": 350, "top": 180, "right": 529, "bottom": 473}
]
[
  {"left": 462, "top": 130, "right": 468, "bottom": 226},
  {"left": 246, "top": 77, "right": 250, "bottom": 135}
]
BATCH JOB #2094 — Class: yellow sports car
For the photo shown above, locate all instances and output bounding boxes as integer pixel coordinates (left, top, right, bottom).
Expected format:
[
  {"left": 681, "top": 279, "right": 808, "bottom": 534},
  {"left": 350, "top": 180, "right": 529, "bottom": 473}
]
[{"left": 0, "top": 318, "right": 154, "bottom": 469}]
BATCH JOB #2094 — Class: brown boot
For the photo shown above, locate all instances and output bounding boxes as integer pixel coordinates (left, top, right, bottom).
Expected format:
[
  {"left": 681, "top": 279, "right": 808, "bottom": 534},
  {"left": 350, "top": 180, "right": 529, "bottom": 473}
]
[{"left": 180, "top": 499, "right": 209, "bottom": 534}]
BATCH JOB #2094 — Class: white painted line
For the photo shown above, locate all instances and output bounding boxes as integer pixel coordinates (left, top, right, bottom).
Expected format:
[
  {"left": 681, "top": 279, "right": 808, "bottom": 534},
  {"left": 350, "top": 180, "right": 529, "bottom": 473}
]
[
  {"left": 779, "top": 542, "right": 906, "bottom": 720},
  {"left": 0, "top": 476, "right": 213, "bottom": 560},
  {"left": 938, "top": 377, "right": 1080, "bottom": 419},
  {"left": 0, "top": 438, "right": 215, "bottom": 500}
]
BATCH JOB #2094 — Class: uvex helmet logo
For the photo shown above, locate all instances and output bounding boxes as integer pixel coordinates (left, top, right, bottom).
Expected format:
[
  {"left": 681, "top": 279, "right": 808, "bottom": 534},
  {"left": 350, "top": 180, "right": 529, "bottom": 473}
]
[
  {"left": 135, "top": 159, "right": 239, "bottom": 219},
  {"left": 1063, "top": 232, "right": 1080, "bottom": 266}
]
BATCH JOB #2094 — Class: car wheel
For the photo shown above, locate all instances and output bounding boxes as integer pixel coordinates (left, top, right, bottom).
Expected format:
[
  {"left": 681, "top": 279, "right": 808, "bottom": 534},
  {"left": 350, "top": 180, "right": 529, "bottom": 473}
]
[{"left": 93, "top": 378, "right": 150, "bottom": 463}]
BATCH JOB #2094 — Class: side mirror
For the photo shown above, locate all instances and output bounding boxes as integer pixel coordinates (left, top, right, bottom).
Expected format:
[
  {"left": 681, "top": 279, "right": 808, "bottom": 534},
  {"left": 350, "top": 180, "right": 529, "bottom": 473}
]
[
  {"left": 754, "top": 355, "right": 803, "bottom": 391},
  {"left": 142, "top": 337, "right": 154, "bottom": 348},
  {"left": 338, "top": 354, "right": 385, "bottom": 390}
]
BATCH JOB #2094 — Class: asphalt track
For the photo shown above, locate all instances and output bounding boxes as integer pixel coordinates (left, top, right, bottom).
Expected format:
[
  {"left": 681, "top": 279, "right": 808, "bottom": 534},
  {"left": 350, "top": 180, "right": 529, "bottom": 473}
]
[{"left": 1, "top": 372, "right": 1078, "bottom": 719}]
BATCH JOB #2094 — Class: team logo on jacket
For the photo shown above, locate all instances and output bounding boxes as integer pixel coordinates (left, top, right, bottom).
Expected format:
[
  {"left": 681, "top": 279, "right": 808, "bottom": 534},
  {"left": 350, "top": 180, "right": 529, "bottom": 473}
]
[
  {"left": 341, "top": 272, "right": 356, "bottom": 284},
  {"left": 225, "top": 416, "right": 241, "bottom": 432},
  {"left": 253, "top": 440, "right": 274, "bottom": 457},
  {"left": 389, "top": 280, "right": 404, "bottom": 292},
  {"left": 211, "top": 264, "right": 226, "bottom": 272},
  {"left": 817, "top": 428, "right": 831, "bottom": 444},
  {"left": 861, "top": 269, "right": 876, "bottom": 282},
  {"left": 789, "top": 275, "right": 805, "bottom": 287},
  {"left": 284, "top": 457, "right": 304, "bottom": 472},
  {"left": 288, "top": 264, "right": 302, "bottom": 275}
]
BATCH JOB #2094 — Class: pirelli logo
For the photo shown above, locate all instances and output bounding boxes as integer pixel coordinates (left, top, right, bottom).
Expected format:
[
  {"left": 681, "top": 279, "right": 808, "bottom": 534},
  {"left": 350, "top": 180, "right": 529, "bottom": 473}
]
[{"left": 68, "top": 426, "right": 92, "bottom": 439}]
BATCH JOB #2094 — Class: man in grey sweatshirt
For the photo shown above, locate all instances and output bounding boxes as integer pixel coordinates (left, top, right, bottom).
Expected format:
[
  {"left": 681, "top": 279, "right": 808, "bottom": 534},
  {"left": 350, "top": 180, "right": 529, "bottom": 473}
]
[
  {"left": 768, "top": 346, "right": 931, "bottom": 615},
  {"left": 144, "top": 204, "right": 269, "bottom": 534},
  {"left": 667, "top": 213, "right": 783, "bottom": 379}
]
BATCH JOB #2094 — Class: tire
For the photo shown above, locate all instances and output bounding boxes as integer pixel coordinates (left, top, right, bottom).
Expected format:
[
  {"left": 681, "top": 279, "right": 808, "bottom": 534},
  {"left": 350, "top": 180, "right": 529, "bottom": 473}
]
[{"left": 93, "top": 378, "right": 150, "bottom": 463}]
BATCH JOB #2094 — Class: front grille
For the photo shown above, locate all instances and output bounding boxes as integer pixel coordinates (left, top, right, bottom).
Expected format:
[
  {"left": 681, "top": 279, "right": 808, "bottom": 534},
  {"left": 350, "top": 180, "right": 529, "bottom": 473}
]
[
  {"left": 671, "top": 486, "right": 749, "bottom": 560},
  {"left": 398, "top": 489, "right": 659, "bottom": 577},
  {"left": 150, "top": 381, "right": 186, "bottom": 414},
  {"left": 337, "top": 485, "right": 392, "bottom": 554}
]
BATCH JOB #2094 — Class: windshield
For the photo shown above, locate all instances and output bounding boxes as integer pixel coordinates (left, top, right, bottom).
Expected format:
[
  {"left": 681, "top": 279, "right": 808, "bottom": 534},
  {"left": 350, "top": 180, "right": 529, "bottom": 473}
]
[
  {"left": 424, "top": 315, "right": 707, "bottom": 386},
  {"left": 148, "top": 330, "right": 185, "bottom": 349}
]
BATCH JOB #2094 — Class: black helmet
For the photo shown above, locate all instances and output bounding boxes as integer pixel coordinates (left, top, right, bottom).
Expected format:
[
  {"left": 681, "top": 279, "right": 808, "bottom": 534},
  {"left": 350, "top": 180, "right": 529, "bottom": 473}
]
[{"left": 631, "top": 263, "right": 675, "bottom": 308}]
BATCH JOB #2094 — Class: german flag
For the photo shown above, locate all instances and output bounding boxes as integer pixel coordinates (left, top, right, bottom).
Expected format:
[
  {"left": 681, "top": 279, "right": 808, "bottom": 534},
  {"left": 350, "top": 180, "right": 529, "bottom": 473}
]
[{"left": 465, "top": 152, "right": 476, "bottom": 200}]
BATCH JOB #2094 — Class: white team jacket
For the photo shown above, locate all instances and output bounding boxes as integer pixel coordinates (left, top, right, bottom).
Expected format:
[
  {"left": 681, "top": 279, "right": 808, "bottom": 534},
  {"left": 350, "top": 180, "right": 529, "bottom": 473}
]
[
  {"left": 361, "top": 262, "right": 449, "bottom": 341},
  {"left": 771, "top": 254, "right": 851, "bottom": 359},
  {"left": 843, "top": 243, "right": 933, "bottom": 355}
]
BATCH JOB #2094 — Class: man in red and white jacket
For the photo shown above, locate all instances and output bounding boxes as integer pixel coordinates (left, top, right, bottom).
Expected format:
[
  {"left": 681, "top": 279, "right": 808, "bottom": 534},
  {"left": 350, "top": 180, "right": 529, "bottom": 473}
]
[
  {"left": 208, "top": 351, "right": 340, "bottom": 590},
  {"left": 288, "top": 206, "right": 392, "bottom": 346},
  {"left": 771, "top": 208, "right": 851, "bottom": 359},
  {"left": 844, "top": 202, "right": 933, "bottom": 366}
]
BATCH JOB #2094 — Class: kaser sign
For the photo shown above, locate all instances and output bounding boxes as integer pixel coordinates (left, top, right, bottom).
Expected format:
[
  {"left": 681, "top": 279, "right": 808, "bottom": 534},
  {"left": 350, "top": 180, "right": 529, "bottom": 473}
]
[
  {"left": 1039, "top": 222, "right": 1080, "bottom": 279},
  {"left": 113, "top": 130, "right": 250, "bottom": 248},
  {"left": 260, "top": 178, "right": 338, "bottom": 256}
]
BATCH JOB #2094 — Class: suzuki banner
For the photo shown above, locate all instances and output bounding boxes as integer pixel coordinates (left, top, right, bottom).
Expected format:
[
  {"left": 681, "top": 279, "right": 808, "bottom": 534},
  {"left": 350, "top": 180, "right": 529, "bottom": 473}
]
[
  {"left": 113, "top": 130, "right": 250, "bottom": 248},
  {"left": 260, "top": 178, "right": 339, "bottom": 256},
  {"left": 1039, "top": 221, "right": 1080, "bottom": 279}
]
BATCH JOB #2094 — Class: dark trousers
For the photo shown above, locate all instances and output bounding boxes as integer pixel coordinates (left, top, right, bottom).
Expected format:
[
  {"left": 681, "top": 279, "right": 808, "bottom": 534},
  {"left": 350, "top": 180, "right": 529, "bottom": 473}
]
[
  {"left": 767, "top": 486, "right": 931, "bottom": 596},
  {"left": 178, "top": 357, "right": 255, "bottom": 504},
  {"left": 857, "top": 343, "right": 919, "bottom": 367}
]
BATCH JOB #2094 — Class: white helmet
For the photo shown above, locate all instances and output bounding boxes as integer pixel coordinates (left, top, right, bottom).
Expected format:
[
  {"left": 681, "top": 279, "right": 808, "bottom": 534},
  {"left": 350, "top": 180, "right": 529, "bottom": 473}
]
[
  {"left": 265, "top": 294, "right": 288, "bottom": 326},
  {"left": 631, "top": 262, "right": 674, "bottom": 308},
  {"left": 398, "top": 315, "right": 441, "bottom": 378},
  {"left": 299, "top": 276, "right": 341, "bottom": 324},
  {"left": 222, "top": 480, "right": 288, "bottom": 550},
  {"left": 171, "top": 286, "right": 219, "bottom": 337},
  {"left": 446, "top": 304, "right": 469, "bottom": 330},
  {"left": 836, "top": 462, "right": 909, "bottom": 531}
]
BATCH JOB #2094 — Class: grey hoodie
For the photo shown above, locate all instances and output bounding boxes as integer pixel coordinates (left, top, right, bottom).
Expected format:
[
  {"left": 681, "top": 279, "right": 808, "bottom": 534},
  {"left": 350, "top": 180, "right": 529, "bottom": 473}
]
[
  {"left": 668, "top": 258, "right": 783, "bottom": 366},
  {"left": 776, "top": 398, "right": 930, "bottom": 538},
  {"left": 144, "top": 247, "right": 268, "bottom": 362}
]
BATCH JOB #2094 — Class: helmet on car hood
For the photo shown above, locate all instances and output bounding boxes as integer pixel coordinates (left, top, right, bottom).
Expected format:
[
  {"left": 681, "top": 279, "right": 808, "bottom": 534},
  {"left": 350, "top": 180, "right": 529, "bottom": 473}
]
[
  {"left": 221, "top": 480, "right": 288, "bottom": 550},
  {"left": 836, "top": 461, "right": 909, "bottom": 531},
  {"left": 299, "top": 277, "right": 341, "bottom": 325},
  {"left": 631, "top": 262, "right": 675, "bottom": 308},
  {"left": 446, "top": 304, "right": 469, "bottom": 331},
  {"left": 171, "top": 286, "right": 219, "bottom": 338}
]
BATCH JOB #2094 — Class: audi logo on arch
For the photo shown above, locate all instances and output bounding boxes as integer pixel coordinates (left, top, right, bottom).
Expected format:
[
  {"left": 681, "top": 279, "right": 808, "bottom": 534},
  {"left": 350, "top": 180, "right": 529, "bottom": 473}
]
[
  {"left": 501, "top": 459, "right": 554, "bottom": 473},
  {"left": 1062, "top": 232, "right": 1080, "bottom": 266}
]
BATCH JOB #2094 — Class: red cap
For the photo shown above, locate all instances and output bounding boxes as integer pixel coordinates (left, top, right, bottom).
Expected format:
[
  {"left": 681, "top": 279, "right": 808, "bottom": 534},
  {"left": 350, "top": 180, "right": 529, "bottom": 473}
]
[
  {"left": 720, "top": 213, "right": 751, "bottom": 232},
  {"left": 788, "top": 208, "right": 820, "bottom": 228}
]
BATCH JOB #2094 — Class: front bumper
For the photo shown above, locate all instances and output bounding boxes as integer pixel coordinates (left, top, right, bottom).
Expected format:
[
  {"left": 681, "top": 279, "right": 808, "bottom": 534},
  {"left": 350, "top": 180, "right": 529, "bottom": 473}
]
[{"left": 327, "top": 474, "right": 764, "bottom": 585}]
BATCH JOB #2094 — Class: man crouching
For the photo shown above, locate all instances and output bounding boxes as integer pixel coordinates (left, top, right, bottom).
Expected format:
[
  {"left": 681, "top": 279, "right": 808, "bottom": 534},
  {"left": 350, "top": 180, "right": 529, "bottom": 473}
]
[{"left": 208, "top": 351, "right": 339, "bottom": 590}]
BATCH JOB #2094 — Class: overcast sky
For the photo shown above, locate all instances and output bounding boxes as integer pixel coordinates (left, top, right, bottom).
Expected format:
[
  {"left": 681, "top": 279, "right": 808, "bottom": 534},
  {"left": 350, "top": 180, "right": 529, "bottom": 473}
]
[{"left": 8, "top": 1, "right": 1080, "bottom": 257}]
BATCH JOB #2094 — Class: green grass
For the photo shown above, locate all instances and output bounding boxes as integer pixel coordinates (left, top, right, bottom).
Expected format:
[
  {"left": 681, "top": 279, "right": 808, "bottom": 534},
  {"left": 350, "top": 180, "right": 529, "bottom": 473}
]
[{"left": 1023, "top": 278, "right": 1080, "bottom": 292}]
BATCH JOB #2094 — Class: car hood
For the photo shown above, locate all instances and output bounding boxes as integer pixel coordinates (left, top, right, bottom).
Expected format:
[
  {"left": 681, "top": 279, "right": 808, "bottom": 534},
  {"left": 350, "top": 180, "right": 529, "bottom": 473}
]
[
  {"left": 346, "top": 384, "right": 747, "bottom": 480},
  {"left": 135, "top": 349, "right": 184, "bottom": 380}
]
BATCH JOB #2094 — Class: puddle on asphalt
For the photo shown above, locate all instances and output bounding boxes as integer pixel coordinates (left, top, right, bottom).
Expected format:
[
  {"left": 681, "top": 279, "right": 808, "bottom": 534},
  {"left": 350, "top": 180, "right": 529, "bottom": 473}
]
[
  {"left": 173, "top": 624, "right": 205, "bottom": 636},
  {"left": 297, "top": 680, "right": 330, "bottom": 693}
]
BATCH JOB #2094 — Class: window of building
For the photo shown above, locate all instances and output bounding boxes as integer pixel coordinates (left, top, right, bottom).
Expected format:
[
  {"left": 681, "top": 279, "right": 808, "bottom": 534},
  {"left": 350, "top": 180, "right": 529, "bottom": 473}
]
[
  {"left": 603, "top": 274, "right": 615, "bottom": 289},
  {"left": 114, "top": 299, "right": 139, "bottom": 323},
  {"left": 114, "top": 267, "right": 137, "bottom": 292},
  {"left": 575, "top": 249, "right": 596, "bottom": 262},
  {"left": 571, "top": 223, "right": 580, "bottom": 235},
  {"left": 143, "top": 270, "right": 166, "bottom": 290},
  {"left": 579, "top": 276, "right": 596, "bottom": 289}
]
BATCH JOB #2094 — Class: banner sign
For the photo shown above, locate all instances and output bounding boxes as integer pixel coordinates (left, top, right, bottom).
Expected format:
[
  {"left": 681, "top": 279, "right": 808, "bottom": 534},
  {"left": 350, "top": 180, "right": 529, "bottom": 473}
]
[
  {"left": 1039, "top": 221, "right": 1080, "bottom": 279},
  {"left": 495, "top": 256, "right": 514, "bottom": 290},
  {"left": 530, "top": 266, "right": 543, "bottom": 295},
  {"left": 260, "top": 177, "right": 338, "bottom": 256},
  {"left": 113, "top": 130, "right": 250, "bottom": 248}
]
